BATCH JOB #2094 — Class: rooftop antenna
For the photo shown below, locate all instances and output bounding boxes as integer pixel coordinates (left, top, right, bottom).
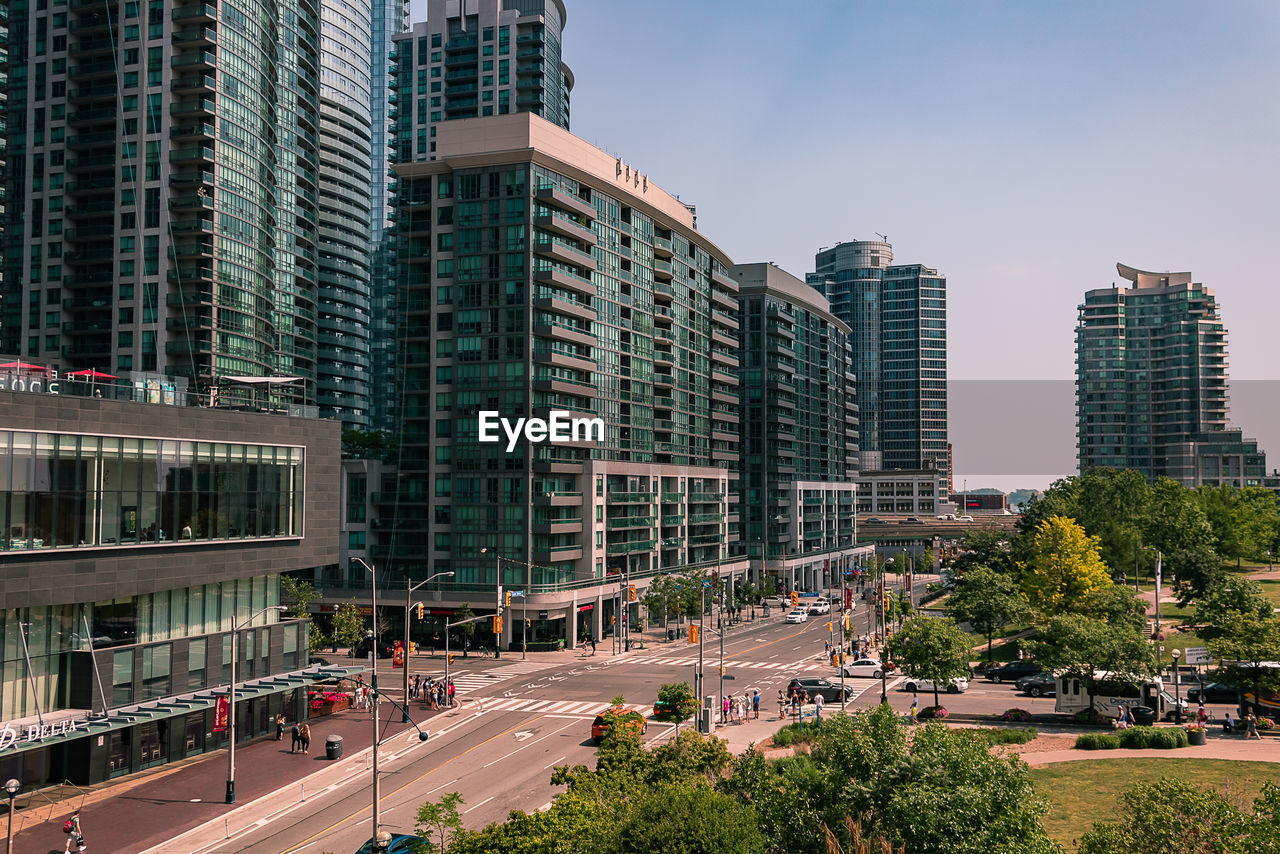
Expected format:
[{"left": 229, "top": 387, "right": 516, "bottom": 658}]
[{"left": 875, "top": 232, "right": 888, "bottom": 242}]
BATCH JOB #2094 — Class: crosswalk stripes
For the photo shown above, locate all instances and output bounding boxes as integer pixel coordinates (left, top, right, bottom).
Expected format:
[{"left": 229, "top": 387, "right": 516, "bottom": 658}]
[
  {"left": 613, "top": 655, "right": 828, "bottom": 672},
  {"left": 478, "top": 696, "right": 646, "bottom": 717},
  {"left": 444, "top": 659, "right": 560, "bottom": 694}
]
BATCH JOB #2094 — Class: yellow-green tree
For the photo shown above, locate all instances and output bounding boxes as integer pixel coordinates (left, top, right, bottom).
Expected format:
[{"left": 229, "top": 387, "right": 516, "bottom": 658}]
[{"left": 1019, "top": 515, "right": 1112, "bottom": 615}]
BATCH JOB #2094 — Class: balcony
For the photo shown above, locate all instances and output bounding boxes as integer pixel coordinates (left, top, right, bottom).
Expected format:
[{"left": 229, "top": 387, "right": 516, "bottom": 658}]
[
  {"left": 533, "top": 321, "right": 595, "bottom": 348},
  {"left": 534, "top": 240, "right": 597, "bottom": 272},
  {"left": 606, "top": 515, "right": 654, "bottom": 530},
  {"left": 653, "top": 283, "right": 675, "bottom": 303},
  {"left": 534, "top": 214, "right": 596, "bottom": 245},
  {"left": 173, "top": 2, "right": 218, "bottom": 22},
  {"left": 711, "top": 309, "right": 739, "bottom": 331},
  {"left": 535, "top": 266, "right": 595, "bottom": 298},
  {"left": 606, "top": 540, "right": 655, "bottom": 555},
  {"left": 712, "top": 268, "right": 739, "bottom": 292},
  {"left": 170, "top": 121, "right": 216, "bottom": 141},
  {"left": 172, "top": 74, "right": 217, "bottom": 94},
  {"left": 535, "top": 186, "right": 596, "bottom": 220},
  {"left": 653, "top": 236, "right": 673, "bottom": 258},
  {"left": 533, "top": 294, "right": 595, "bottom": 324},
  {"left": 652, "top": 259, "right": 673, "bottom": 281},
  {"left": 174, "top": 25, "right": 217, "bottom": 46},
  {"left": 173, "top": 50, "right": 217, "bottom": 71},
  {"left": 607, "top": 492, "right": 654, "bottom": 504}
]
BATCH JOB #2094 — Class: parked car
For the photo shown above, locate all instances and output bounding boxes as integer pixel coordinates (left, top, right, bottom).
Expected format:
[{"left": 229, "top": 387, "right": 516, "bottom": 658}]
[
  {"left": 1186, "top": 682, "right": 1239, "bottom": 704},
  {"left": 784, "top": 609, "right": 809, "bottom": 624},
  {"left": 761, "top": 596, "right": 788, "bottom": 610},
  {"left": 901, "top": 676, "right": 968, "bottom": 694},
  {"left": 903, "top": 517, "right": 926, "bottom": 525},
  {"left": 806, "top": 599, "right": 831, "bottom": 616},
  {"left": 1016, "top": 672, "right": 1057, "bottom": 698},
  {"left": 841, "top": 658, "right": 890, "bottom": 679},
  {"left": 984, "top": 660, "right": 1043, "bottom": 684},
  {"left": 591, "top": 707, "right": 647, "bottom": 745},
  {"left": 787, "top": 677, "right": 854, "bottom": 703},
  {"left": 355, "top": 833, "right": 420, "bottom": 853}
]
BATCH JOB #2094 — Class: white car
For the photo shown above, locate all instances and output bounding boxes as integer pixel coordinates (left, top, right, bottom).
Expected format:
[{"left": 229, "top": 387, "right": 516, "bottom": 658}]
[
  {"left": 901, "top": 676, "right": 969, "bottom": 694},
  {"left": 806, "top": 600, "right": 831, "bottom": 615},
  {"left": 841, "top": 658, "right": 888, "bottom": 679},
  {"left": 784, "top": 609, "right": 808, "bottom": 624}
]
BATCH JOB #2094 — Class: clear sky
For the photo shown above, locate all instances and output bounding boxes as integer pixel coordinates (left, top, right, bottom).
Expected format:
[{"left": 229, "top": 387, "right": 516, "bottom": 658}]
[{"left": 410, "top": 1, "right": 1280, "bottom": 487}]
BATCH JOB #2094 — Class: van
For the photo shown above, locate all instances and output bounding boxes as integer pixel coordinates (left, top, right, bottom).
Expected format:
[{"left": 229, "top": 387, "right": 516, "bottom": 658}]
[{"left": 761, "top": 596, "right": 788, "bottom": 610}]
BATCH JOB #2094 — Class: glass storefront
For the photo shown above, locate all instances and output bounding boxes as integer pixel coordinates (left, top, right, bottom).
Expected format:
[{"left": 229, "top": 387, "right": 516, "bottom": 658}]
[{"left": 0, "top": 431, "right": 304, "bottom": 552}]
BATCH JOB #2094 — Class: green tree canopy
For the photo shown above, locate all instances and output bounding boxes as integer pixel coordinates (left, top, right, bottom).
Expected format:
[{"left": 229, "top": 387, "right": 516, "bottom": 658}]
[
  {"left": 331, "top": 600, "right": 365, "bottom": 657},
  {"left": 1194, "top": 577, "right": 1274, "bottom": 640},
  {"left": 1207, "top": 613, "right": 1280, "bottom": 714},
  {"left": 1195, "top": 484, "right": 1280, "bottom": 566},
  {"left": 946, "top": 565, "right": 1029, "bottom": 661},
  {"left": 885, "top": 615, "right": 975, "bottom": 709},
  {"left": 1081, "top": 584, "right": 1150, "bottom": 633},
  {"left": 1019, "top": 515, "right": 1113, "bottom": 615},
  {"left": 1026, "top": 614, "right": 1155, "bottom": 710}
]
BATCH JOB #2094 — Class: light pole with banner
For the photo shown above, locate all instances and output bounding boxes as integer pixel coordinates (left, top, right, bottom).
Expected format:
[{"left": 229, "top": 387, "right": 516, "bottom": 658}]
[
  {"left": 224, "top": 604, "right": 288, "bottom": 803},
  {"left": 5, "top": 778, "right": 19, "bottom": 854},
  {"left": 402, "top": 571, "right": 454, "bottom": 722}
]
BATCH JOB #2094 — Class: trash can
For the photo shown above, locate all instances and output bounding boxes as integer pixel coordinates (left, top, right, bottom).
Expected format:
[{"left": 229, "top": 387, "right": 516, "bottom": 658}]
[
  {"left": 1129, "top": 706, "right": 1156, "bottom": 727},
  {"left": 325, "top": 735, "right": 343, "bottom": 760},
  {"left": 667, "top": 628, "right": 676, "bottom": 641}
]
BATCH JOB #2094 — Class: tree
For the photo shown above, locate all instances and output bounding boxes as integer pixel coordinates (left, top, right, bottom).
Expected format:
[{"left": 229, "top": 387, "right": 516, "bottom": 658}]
[
  {"left": 1077, "top": 777, "right": 1267, "bottom": 854},
  {"left": 952, "top": 528, "right": 1015, "bottom": 576},
  {"left": 885, "top": 616, "right": 973, "bottom": 709},
  {"left": 655, "top": 682, "right": 699, "bottom": 722},
  {"left": 1196, "top": 485, "right": 1280, "bottom": 566},
  {"left": 1142, "top": 477, "right": 1216, "bottom": 565},
  {"left": 454, "top": 602, "right": 475, "bottom": 655},
  {"left": 1073, "top": 468, "right": 1153, "bottom": 574},
  {"left": 415, "top": 791, "right": 464, "bottom": 853},
  {"left": 1026, "top": 614, "right": 1155, "bottom": 711},
  {"left": 946, "top": 566, "right": 1029, "bottom": 661},
  {"left": 1194, "top": 577, "right": 1273, "bottom": 640},
  {"left": 1207, "top": 614, "right": 1280, "bottom": 715},
  {"left": 280, "top": 574, "right": 328, "bottom": 653},
  {"left": 1019, "top": 515, "right": 1113, "bottom": 615},
  {"left": 331, "top": 601, "right": 365, "bottom": 660},
  {"left": 341, "top": 427, "right": 397, "bottom": 461},
  {"left": 1081, "top": 584, "right": 1149, "bottom": 633},
  {"left": 613, "top": 780, "right": 765, "bottom": 854}
]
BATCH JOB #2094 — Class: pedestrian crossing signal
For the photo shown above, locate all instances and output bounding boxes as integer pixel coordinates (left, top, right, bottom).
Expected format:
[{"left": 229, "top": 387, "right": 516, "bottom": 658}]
[{"left": 688, "top": 626, "right": 699, "bottom": 644}]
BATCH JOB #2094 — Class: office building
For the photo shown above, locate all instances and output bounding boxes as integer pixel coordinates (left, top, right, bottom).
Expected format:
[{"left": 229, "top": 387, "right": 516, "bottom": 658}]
[
  {"left": 315, "top": 0, "right": 376, "bottom": 425},
  {"left": 1076, "top": 263, "right": 1268, "bottom": 484},
  {"left": 731, "top": 262, "right": 869, "bottom": 591},
  {"left": 341, "top": 112, "right": 746, "bottom": 648},
  {"left": 392, "top": 0, "right": 572, "bottom": 163},
  {"left": 855, "top": 469, "right": 947, "bottom": 516},
  {"left": 0, "top": 376, "right": 341, "bottom": 787},
  {"left": 810, "top": 243, "right": 950, "bottom": 491},
  {"left": 0, "top": 0, "right": 323, "bottom": 406}
]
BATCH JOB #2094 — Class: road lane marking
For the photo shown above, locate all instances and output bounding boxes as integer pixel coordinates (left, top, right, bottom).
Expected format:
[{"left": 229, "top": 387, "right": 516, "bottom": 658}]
[
  {"left": 544, "top": 754, "right": 567, "bottom": 769},
  {"left": 425, "top": 778, "right": 459, "bottom": 795},
  {"left": 463, "top": 796, "right": 495, "bottom": 814},
  {"left": 483, "top": 720, "right": 576, "bottom": 767}
]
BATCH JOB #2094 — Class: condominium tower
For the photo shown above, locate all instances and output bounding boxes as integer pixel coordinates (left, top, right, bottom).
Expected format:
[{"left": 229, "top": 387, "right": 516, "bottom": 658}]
[
  {"left": 382, "top": 112, "right": 745, "bottom": 648},
  {"left": 1, "top": 0, "right": 323, "bottom": 402},
  {"left": 1077, "top": 262, "right": 1268, "bottom": 487},
  {"left": 732, "top": 262, "right": 868, "bottom": 591}
]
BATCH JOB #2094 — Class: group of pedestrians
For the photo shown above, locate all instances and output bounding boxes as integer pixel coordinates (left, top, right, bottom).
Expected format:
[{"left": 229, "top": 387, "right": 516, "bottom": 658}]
[
  {"left": 719, "top": 690, "right": 761, "bottom": 724},
  {"left": 410, "top": 674, "right": 455, "bottom": 710},
  {"left": 273, "top": 714, "right": 312, "bottom": 754}
]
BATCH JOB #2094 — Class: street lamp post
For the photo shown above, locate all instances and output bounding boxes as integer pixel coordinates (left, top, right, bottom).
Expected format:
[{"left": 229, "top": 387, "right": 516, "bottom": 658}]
[
  {"left": 350, "top": 557, "right": 383, "bottom": 839},
  {"left": 1171, "top": 648, "right": 1183, "bottom": 725},
  {"left": 225, "top": 604, "right": 289, "bottom": 803},
  {"left": 4, "top": 778, "right": 19, "bottom": 854},
  {"left": 403, "top": 571, "right": 454, "bottom": 722}
]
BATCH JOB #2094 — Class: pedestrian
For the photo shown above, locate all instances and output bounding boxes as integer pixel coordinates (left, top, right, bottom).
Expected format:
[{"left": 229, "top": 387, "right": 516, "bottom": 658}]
[
  {"left": 290, "top": 722, "right": 301, "bottom": 753},
  {"left": 354, "top": 675, "right": 366, "bottom": 710},
  {"left": 1246, "top": 711, "right": 1261, "bottom": 740},
  {"left": 752, "top": 689, "right": 760, "bottom": 720},
  {"left": 275, "top": 714, "right": 285, "bottom": 741},
  {"left": 825, "top": 640, "right": 831, "bottom": 658},
  {"left": 1198, "top": 705, "right": 1208, "bottom": 727},
  {"left": 910, "top": 695, "right": 918, "bottom": 724},
  {"left": 722, "top": 694, "right": 730, "bottom": 723},
  {"left": 447, "top": 679, "right": 456, "bottom": 707},
  {"left": 1222, "top": 711, "right": 1234, "bottom": 734},
  {"left": 299, "top": 722, "right": 312, "bottom": 754},
  {"left": 589, "top": 634, "right": 597, "bottom": 656},
  {"left": 63, "top": 809, "right": 86, "bottom": 853},
  {"left": 777, "top": 689, "right": 785, "bottom": 721},
  {"left": 814, "top": 691, "right": 824, "bottom": 724}
]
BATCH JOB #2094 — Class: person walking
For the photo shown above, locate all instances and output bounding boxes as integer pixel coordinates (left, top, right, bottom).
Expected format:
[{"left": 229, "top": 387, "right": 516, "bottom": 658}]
[
  {"left": 1246, "top": 711, "right": 1262, "bottom": 740},
  {"left": 752, "top": 689, "right": 760, "bottom": 720},
  {"left": 275, "top": 714, "right": 285, "bottom": 741},
  {"left": 63, "top": 809, "right": 86, "bottom": 853},
  {"left": 447, "top": 678, "right": 456, "bottom": 707},
  {"left": 814, "top": 691, "right": 824, "bottom": 724},
  {"left": 290, "top": 722, "right": 301, "bottom": 753},
  {"left": 589, "top": 634, "right": 597, "bottom": 656},
  {"left": 777, "top": 689, "right": 785, "bottom": 721},
  {"left": 299, "top": 722, "right": 312, "bottom": 754}
]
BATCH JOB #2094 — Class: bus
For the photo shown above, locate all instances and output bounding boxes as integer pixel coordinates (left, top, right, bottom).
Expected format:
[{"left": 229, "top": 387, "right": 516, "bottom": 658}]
[{"left": 1054, "top": 672, "right": 1187, "bottom": 721}]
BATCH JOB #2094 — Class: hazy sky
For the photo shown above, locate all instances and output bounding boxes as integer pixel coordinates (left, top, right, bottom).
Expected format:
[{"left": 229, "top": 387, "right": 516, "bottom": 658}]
[{"left": 410, "top": 1, "right": 1280, "bottom": 486}]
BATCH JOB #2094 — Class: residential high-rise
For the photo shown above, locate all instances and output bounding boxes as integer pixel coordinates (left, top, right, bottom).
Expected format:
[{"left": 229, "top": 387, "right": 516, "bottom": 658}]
[
  {"left": 315, "top": 0, "right": 376, "bottom": 426},
  {"left": 810, "top": 243, "right": 949, "bottom": 491},
  {"left": 0, "top": 0, "right": 322, "bottom": 404},
  {"left": 380, "top": 112, "right": 745, "bottom": 649},
  {"left": 732, "top": 262, "right": 868, "bottom": 591},
  {"left": 392, "top": 0, "right": 572, "bottom": 163},
  {"left": 810, "top": 239, "right": 891, "bottom": 468},
  {"left": 1077, "top": 262, "right": 1268, "bottom": 486}
]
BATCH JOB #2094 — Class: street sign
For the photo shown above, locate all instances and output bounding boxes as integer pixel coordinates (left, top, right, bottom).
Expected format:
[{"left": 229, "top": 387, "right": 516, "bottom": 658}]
[
  {"left": 1184, "top": 646, "right": 1212, "bottom": 665},
  {"left": 722, "top": 675, "right": 735, "bottom": 680}
]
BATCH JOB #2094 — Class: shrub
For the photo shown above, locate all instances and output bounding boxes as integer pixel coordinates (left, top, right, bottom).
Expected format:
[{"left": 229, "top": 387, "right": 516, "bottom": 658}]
[
  {"left": 1117, "top": 726, "right": 1156, "bottom": 749},
  {"left": 1073, "top": 707, "right": 1109, "bottom": 726},
  {"left": 1153, "top": 727, "right": 1189, "bottom": 749},
  {"left": 980, "top": 727, "right": 1039, "bottom": 746},
  {"left": 999, "top": 708, "right": 1033, "bottom": 723},
  {"left": 917, "top": 705, "right": 948, "bottom": 720},
  {"left": 1075, "top": 733, "right": 1120, "bottom": 750},
  {"left": 1114, "top": 726, "right": 1188, "bottom": 749},
  {"left": 771, "top": 721, "right": 820, "bottom": 747}
]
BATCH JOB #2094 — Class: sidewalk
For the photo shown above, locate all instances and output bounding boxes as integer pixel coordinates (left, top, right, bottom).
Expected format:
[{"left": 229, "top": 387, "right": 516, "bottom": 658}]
[{"left": 11, "top": 703, "right": 435, "bottom": 854}]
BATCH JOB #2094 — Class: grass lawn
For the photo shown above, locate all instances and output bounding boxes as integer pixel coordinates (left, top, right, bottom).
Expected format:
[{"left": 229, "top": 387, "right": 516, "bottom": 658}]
[
  {"left": 1256, "top": 579, "right": 1280, "bottom": 608},
  {"left": 1032, "top": 759, "right": 1280, "bottom": 849}
]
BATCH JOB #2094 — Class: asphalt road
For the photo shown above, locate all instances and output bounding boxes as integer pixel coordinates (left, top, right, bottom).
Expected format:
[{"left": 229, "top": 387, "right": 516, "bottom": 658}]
[{"left": 191, "top": 587, "right": 943, "bottom": 853}]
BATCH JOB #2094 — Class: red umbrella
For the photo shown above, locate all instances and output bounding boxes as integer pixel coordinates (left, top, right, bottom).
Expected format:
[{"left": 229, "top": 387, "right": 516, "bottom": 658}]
[
  {"left": 0, "top": 360, "right": 49, "bottom": 373},
  {"left": 66, "top": 369, "right": 119, "bottom": 380}
]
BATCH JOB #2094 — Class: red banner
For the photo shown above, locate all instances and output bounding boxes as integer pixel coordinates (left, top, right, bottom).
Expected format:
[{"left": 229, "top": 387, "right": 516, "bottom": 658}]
[
  {"left": 392, "top": 640, "right": 405, "bottom": 668},
  {"left": 213, "top": 695, "right": 229, "bottom": 732},
  {"left": 844, "top": 587, "right": 853, "bottom": 609}
]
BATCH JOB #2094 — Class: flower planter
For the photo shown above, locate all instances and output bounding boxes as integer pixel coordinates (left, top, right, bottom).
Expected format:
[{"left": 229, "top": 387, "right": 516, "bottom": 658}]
[
  {"left": 308, "top": 692, "right": 352, "bottom": 717},
  {"left": 1187, "top": 729, "right": 1207, "bottom": 746}
]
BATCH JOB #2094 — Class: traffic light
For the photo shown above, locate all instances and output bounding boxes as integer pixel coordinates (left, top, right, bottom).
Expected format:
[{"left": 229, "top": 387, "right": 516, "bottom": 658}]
[
  {"left": 409, "top": 641, "right": 417, "bottom": 654},
  {"left": 493, "top": 615, "right": 503, "bottom": 633},
  {"left": 688, "top": 625, "right": 699, "bottom": 644},
  {"left": 826, "top": 621, "right": 833, "bottom": 632},
  {"left": 505, "top": 590, "right": 512, "bottom": 607},
  {"left": 448, "top": 654, "right": 455, "bottom": 665},
  {"left": 628, "top": 585, "right": 637, "bottom": 602},
  {"left": 790, "top": 592, "right": 799, "bottom": 607},
  {"left": 525, "top": 619, "right": 531, "bottom": 628},
  {"left": 416, "top": 602, "right": 424, "bottom": 620}
]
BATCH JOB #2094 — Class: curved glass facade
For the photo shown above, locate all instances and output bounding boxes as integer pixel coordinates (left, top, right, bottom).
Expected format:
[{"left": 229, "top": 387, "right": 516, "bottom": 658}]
[
  {"left": 0, "top": 431, "right": 303, "bottom": 552},
  {"left": 315, "top": 0, "right": 375, "bottom": 426}
]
